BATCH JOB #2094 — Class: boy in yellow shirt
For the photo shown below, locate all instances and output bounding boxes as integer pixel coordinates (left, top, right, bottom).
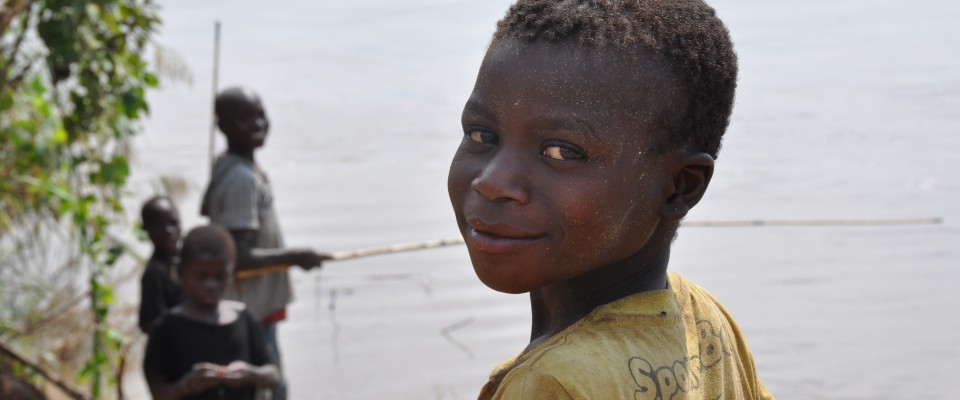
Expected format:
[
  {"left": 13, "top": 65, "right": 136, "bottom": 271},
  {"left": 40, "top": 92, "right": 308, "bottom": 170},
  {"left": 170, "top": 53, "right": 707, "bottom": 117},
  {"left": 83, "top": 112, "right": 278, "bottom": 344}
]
[{"left": 447, "top": 0, "right": 775, "bottom": 398}]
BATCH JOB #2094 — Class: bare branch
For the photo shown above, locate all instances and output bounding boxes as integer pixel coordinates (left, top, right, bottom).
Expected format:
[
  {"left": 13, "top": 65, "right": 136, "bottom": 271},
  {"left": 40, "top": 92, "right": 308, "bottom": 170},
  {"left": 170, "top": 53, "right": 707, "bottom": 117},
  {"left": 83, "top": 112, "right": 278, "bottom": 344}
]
[
  {"left": 0, "top": 341, "right": 89, "bottom": 400},
  {"left": 0, "top": 0, "right": 31, "bottom": 34},
  {"left": 0, "top": 1, "right": 34, "bottom": 91}
]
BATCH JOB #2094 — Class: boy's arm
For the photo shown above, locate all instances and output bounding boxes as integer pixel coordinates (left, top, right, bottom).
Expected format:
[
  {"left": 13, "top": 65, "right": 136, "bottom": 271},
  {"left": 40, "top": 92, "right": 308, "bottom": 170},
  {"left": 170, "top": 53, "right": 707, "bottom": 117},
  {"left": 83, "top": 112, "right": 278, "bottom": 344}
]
[
  {"left": 222, "top": 308, "right": 280, "bottom": 387},
  {"left": 758, "top": 380, "right": 776, "bottom": 400},
  {"left": 138, "top": 268, "right": 163, "bottom": 333},
  {"left": 223, "top": 361, "right": 280, "bottom": 388},
  {"left": 145, "top": 327, "right": 222, "bottom": 400},
  {"left": 146, "top": 364, "right": 223, "bottom": 400},
  {"left": 145, "top": 372, "right": 189, "bottom": 400},
  {"left": 230, "top": 229, "right": 330, "bottom": 272},
  {"left": 484, "top": 369, "right": 574, "bottom": 400}
]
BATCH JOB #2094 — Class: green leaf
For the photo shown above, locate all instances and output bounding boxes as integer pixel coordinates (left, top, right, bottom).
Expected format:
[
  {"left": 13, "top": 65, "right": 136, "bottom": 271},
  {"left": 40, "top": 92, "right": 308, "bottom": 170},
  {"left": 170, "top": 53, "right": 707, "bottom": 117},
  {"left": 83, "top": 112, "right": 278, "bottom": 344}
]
[
  {"left": 106, "top": 328, "right": 127, "bottom": 347},
  {"left": 53, "top": 128, "right": 69, "bottom": 145}
]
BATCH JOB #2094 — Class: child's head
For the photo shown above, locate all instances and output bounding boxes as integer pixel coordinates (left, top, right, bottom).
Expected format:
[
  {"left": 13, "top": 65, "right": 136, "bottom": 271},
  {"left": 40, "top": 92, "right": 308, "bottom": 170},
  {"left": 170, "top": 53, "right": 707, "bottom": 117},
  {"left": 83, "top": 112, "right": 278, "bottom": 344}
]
[
  {"left": 491, "top": 0, "right": 737, "bottom": 158},
  {"left": 141, "top": 196, "right": 180, "bottom": 256},
  {"left": 448, "top": 0, "right": 736, "bottom": 294},
  {"left": 215, "top": 86, "right": 270, "bottom": 151},
  {"left": 176, "top": 225, "right": 236, "bottom": 309}
]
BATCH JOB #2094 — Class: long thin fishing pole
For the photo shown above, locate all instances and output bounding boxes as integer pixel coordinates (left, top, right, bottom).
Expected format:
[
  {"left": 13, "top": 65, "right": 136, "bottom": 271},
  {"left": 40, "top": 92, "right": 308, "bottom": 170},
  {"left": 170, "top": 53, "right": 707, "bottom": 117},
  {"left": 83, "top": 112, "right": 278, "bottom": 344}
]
[
  {"left": 208, "top": 20, "right": 221, "bottom": 171},
  {"left": 235, "top": 237, "right": 465, "bottom": 280},
  {"left": 235, "top": 217, "right": 942, "bottom": 280},
  {"left": 681, "top": 217, "right": 942, "bottom": 228},
  {"left": 330, "top": 237, "right": 465, "bottom": 261}
]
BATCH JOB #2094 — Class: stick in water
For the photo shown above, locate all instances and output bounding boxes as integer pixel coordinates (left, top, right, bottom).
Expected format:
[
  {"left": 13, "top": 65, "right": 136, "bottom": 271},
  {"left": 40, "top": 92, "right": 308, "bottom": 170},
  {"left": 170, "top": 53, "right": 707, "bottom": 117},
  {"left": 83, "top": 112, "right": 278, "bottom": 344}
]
[{"left": 235, "top": 237, "right": 465, "bottom": 280}]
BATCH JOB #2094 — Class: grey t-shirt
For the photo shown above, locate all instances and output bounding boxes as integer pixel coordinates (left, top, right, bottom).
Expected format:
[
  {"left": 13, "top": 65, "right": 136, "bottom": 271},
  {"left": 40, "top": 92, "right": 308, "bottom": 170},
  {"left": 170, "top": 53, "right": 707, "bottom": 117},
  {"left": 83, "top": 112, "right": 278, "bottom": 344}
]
[{"left": 201, "top": 153, "right": 293, "bottom": 321}]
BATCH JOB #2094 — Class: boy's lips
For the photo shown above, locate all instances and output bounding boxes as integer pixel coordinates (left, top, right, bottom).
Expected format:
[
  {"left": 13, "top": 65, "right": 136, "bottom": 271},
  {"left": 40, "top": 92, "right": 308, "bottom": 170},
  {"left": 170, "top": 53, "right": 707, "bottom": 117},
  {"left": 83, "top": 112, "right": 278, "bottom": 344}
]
[{"left": 466, "top": 218, "right": 546, "bottom": 254}]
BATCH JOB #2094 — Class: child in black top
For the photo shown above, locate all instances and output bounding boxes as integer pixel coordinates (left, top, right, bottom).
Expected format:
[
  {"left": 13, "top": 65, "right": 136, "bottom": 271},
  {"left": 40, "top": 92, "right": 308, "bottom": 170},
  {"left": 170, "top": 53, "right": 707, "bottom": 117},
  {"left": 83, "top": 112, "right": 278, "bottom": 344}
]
[
  {"left": 143, "top": 225, "right": 278, "bottom": 400},
  {"left": 138, "top": 196, "right": 184, "bottom": 333}
]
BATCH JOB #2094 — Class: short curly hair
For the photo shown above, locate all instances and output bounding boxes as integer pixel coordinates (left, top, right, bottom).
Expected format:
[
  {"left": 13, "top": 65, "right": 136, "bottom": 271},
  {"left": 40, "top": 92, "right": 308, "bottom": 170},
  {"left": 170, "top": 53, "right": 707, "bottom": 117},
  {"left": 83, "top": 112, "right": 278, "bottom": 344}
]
[
  {"left": 140, "top": 195, "right": 175, "bottom": 228},
  {"left": 177, "top": 225, "right": 236, "bottom": 275},
  {"left": 493, "top": 0, "right": 737, "bottom": 157}
]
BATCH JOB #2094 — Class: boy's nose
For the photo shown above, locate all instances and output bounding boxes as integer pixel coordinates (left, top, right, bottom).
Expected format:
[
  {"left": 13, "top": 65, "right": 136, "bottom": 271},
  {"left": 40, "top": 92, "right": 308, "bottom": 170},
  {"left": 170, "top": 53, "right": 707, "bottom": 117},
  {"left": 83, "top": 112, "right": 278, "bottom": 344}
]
[{"left": 471, "top": 152, "right": 530, "bottom": 204}]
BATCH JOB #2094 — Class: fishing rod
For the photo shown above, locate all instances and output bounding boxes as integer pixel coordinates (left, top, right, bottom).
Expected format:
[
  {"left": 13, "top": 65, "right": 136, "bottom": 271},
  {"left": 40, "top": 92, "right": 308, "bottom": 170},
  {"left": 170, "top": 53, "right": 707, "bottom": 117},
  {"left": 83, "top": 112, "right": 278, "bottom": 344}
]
[
  {"left": 234, "top": 217, "right": 942, "bottom": 280},
  {"left": 208, "top": 20, "right": 221, "bottom": 171},
  {"left": 235, "top": 237, "right": 465, "bottom": 279},
  {"left": 680, "top": 217, "right": 942, "bottom": 228}
]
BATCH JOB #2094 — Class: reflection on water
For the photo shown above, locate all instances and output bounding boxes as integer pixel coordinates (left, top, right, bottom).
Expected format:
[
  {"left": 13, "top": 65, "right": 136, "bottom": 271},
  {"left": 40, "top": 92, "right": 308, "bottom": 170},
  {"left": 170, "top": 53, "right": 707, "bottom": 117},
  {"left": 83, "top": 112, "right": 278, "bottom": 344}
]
[{"left": 125, "top": 0, "right": 960, "bottom": 398}]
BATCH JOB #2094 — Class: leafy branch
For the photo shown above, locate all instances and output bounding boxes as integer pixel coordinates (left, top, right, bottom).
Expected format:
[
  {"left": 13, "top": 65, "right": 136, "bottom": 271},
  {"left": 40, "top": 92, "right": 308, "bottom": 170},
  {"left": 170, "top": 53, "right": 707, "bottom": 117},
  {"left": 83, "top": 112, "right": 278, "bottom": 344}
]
[{"left": 1, "top": 0, "right": 161, "bottom": 397}]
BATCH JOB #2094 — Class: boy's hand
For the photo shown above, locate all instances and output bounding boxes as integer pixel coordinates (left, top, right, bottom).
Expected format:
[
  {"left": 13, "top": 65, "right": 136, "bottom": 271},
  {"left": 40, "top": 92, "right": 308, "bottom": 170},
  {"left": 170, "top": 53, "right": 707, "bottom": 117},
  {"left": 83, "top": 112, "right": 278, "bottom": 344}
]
[
  {"left": 221, "top": 360, "right": 280, "bottom": 388},
  {"left": 221, "top": 360, "right": 255, "bottom": 386},
  {"left": 181, "top": 363, "right": 223, "bottom": 394},
  {"left": 292, "top": 248, "right": 332, "bottom": 270}
]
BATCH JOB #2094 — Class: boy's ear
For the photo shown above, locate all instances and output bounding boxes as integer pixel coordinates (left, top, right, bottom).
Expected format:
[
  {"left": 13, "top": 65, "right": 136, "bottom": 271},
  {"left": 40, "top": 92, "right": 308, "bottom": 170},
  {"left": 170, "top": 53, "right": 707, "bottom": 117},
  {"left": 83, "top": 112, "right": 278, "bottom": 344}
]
[{"left": 661, "top": 152, "right": 714, "bottom": 221}]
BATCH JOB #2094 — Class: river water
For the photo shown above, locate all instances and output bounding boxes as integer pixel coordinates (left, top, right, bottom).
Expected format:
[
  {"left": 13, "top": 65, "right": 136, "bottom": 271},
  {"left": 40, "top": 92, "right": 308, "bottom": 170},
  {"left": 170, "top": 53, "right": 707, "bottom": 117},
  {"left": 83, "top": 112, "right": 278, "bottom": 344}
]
[{"left": 123, "top": 0, "right": 960, "bottom": 398}]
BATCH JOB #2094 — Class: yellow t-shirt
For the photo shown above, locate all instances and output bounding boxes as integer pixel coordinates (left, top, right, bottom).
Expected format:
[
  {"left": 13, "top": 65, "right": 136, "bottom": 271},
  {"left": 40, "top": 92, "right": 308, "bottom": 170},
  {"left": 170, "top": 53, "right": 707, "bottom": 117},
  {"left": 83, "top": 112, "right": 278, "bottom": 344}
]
[{"left": 478, "top": 272, "right": 775, "bottom": 400}]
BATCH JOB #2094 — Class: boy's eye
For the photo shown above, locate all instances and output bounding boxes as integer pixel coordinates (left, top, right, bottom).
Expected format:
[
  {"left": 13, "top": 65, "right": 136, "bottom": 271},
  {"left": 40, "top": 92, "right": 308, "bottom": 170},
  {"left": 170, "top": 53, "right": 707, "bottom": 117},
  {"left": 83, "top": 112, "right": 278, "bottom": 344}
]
[
  {"left": 542, "top": 144, "right": 585, "bottom": 161},
  {"left": 466, "top": 129, "right": 498, "bottom": 145}
]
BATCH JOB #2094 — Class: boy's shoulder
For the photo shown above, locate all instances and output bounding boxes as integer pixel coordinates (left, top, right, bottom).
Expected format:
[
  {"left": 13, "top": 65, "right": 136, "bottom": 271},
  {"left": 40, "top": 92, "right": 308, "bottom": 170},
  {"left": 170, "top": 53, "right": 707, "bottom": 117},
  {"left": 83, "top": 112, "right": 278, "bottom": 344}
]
[
  {"left": 221, "top": 299, "right": 247, "bottom": 314},
  {"left": 201, "top": 154, "right": 266, "bottom": 217},
  {"left": 213, "top": 153, "right": 258, "bottom": 182},
  {"left": 206, "top": 154, "right": 269, "bottom": 197},
  {"left": 146, "top": 308, "right": 179, "bottom": 335},
  {"left": 486, "top": 274, "right": 769, "bottom": 399},
  {"left": 487, "top": 286, "right": 686, "bottom": 397},
  {"left": 667, "top": 272, "right": 739, "bottom": 327},
  {"left": 140, "top": 255, "right": 174, "bottom": 280},
  {"left": 165, "top": 301, "right": 248, "bottom": 323}
]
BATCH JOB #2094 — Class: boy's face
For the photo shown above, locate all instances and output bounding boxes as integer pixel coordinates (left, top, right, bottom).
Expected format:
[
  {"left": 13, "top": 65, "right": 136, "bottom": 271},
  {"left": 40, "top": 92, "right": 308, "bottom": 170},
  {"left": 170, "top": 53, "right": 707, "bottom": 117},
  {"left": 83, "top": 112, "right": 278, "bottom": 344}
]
[
  {"left": 448, "top": 40, "right": 683, "bottom": 294},
  {"left": 179, "top": 257, "right": 230, "bottom": 310},
  {"left": 144, "top": 201, "right": 180, "bottom": 256},
  {"left": 219, "top": 93, "right": 270, "bottom": 151}
]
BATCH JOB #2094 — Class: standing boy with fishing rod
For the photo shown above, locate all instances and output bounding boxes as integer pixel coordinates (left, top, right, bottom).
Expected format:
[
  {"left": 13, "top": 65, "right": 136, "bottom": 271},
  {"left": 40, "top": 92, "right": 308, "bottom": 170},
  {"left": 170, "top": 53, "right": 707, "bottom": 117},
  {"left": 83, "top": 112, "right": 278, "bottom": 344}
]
[
  {"left": 200, "top": 86, "right": 331, "bottom": 400},
  {"left": 448, "top": 0, "right": 774, "bottom": 398}
]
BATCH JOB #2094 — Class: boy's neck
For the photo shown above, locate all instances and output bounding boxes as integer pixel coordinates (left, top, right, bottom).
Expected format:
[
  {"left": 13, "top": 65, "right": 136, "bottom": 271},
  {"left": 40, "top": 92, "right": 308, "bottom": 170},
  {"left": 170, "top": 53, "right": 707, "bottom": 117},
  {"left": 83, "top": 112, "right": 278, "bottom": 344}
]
[
  {"left": 526, "top": 246, "right": 671, "bottom": 350},
  {"left": 151, "top": 248, "right": 175, "bottom": 261},
  {"left": 177, "top": 300, "right": 242, "bottom": 326},
  {"left": 227, "top": 145, "right": 256, "bottom": 162},
  {"left": 180, "top": 300, "right": 221, "bottom": 323}
]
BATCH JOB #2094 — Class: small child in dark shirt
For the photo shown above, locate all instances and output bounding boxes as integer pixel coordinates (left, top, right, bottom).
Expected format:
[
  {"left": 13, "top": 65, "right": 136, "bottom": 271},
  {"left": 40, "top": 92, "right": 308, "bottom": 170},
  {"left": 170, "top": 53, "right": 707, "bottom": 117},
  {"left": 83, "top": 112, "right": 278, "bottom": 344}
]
[
  {"left": 143, "top": 225, "right": 279, "bottom": 400},
  {"left": 138, "top": 195, "right": 184, "bottom": 333}
]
